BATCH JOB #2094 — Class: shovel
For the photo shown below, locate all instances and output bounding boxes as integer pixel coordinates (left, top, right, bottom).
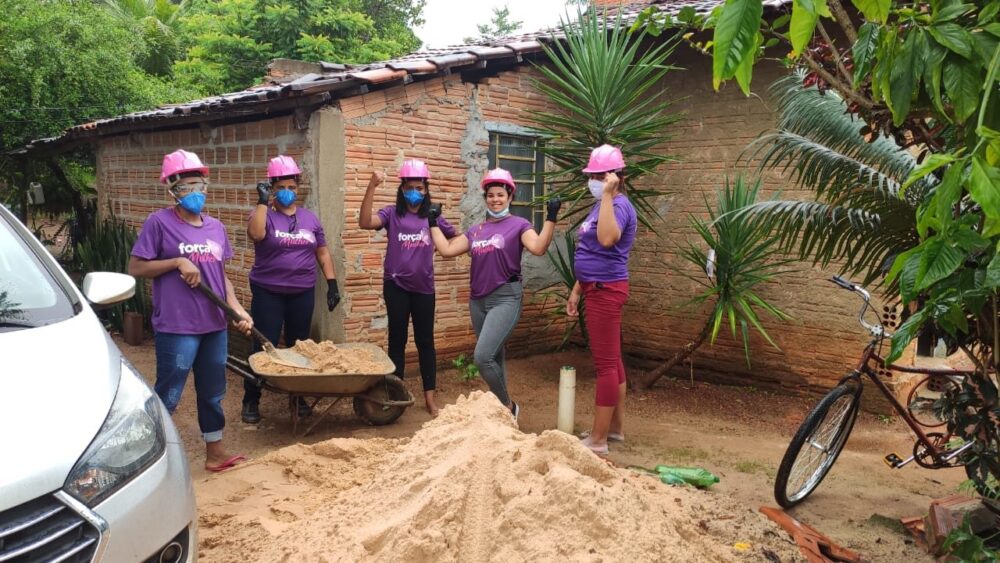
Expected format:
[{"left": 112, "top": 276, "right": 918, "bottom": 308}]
[{"left": 196, "top": 282, "right": 315, "bottom": 370}]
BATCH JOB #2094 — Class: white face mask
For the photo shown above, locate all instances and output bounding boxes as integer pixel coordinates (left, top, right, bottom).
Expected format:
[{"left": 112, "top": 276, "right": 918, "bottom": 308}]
[
  {"left": 486, "top": 206, "right": 510, "bottom": 219},
  {"left": 588, "top": 179, "right": 605, "bottom": 199}
]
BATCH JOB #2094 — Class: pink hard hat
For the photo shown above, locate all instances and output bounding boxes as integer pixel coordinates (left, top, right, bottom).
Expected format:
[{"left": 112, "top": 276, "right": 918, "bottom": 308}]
[
  {"left": 582, "top": 144, "right": 626, "bottom": 174},
  {"left": 399, "top": 159, "right": 431, "bottom": 180},
  {"left": 267, "top": 155, "right": 302, "bottom": 179},
  {"left": 160, "top": 149, "right": 209, "bottom": 184},
  {"left": 480, "top": 168, "right": 516, "bottom": 191}
]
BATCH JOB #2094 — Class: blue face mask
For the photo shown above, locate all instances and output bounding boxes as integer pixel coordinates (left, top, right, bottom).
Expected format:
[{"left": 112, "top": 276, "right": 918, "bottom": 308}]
[
  {"left": 486, "top": 206, "right": 510, "bottom": 219},
  {"left": 275, "top": 189, "right": 296, "bottom": 208},
  {"left": 176, "top": 192, "right": 205, "bottom": 215},
  {"left": 403, "top": 189, "right": 424, "bottom": 206}
]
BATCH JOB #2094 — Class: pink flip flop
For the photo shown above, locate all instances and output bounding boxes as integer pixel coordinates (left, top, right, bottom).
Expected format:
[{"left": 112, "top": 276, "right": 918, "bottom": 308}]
[{"left": 205, "top": 454, "right": 246, "bottom": 473}]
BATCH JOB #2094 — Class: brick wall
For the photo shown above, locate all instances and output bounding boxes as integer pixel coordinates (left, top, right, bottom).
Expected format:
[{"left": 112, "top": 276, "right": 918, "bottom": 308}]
[
  {"left": 624, "top": 48, "right": 870, "bottom": 394},
  {"left": 335, "top": 67, "right": 571, "bottom": 366},
  {"left": 95, "top": 49, "right": 872, "bottom": 394},
  {"left": 95, "top": 115, "right": 309, "bottom": 312}
]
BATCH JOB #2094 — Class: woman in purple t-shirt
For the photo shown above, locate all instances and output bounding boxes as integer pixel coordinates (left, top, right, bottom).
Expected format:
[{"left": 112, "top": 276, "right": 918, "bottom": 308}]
[
  {"left": 128, "top": 149, "right": 252, "bottom": 473},
  {"left": 567, "top": 145, "right": 638, "bottom": 455},
  {"left": 359, "top": 160, "right": 456, "bottom": 416},
  {"left": 240, "top": 155, "right": 340, "bottom": 424},
  {"left": 429, "top": 168, "right": 561, "bottom": 420}
]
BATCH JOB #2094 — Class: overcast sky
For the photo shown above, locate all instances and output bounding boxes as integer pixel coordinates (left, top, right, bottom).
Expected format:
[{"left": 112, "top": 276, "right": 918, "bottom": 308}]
[{"left": 414, "top": 0, "right": 574, "bottom": 49}]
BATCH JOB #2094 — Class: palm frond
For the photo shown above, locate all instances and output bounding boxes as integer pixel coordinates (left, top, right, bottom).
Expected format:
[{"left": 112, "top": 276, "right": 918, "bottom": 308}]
[
  {"left": 738, "top": 71, "right": 932, "bottom": 293},
  {"left": 527, "top": 7, "right": 683, "bottom": 229}
]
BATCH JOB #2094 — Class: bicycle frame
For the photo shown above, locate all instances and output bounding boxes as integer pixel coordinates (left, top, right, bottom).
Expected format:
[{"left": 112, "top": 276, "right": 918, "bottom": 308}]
[{"left": 831, "top": 275, "right": 977, "bottom": 469}]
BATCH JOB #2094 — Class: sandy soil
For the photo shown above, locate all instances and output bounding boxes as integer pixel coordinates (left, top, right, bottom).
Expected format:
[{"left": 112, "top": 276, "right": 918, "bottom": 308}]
[{"left": 116, "top": 338, "right": 967, "bottom": 562}]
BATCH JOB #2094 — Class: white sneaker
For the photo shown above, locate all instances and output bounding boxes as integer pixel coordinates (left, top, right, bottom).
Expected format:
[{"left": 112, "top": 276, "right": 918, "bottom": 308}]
[{"left": 579, "top": 430, "right": 625, "bottom": 443}]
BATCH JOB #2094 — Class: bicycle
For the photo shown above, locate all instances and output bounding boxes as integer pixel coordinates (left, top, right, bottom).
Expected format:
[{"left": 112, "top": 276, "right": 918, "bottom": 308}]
[{"left": 774, "top": 275, "right": 993, "bottom": 509}]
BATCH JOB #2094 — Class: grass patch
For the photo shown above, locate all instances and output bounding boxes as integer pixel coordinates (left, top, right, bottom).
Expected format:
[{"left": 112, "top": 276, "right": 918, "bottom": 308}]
[
  {"left": 660, "top": 446, "right": 711, "bottom": 464},
  {"left": 733, "top": 459, "right": 775, "bottom": 478}
]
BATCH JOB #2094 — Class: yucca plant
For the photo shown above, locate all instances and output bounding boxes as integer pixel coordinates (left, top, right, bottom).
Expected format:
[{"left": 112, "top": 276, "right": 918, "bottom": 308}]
[
  {"left": 739, "top": 71, "right": 929, "bottom": 294},
  {"left": 642, "top": 176, "right": 792, "bottom": 389},
  {"left": 537, "top": 230, "right": 587, "bottom": 348},
  {"left": 75, "top": 208, "right": 150, "bottom": 332},
  {"left": 529, "top": 7, "right": 682, "bottom": 227}
]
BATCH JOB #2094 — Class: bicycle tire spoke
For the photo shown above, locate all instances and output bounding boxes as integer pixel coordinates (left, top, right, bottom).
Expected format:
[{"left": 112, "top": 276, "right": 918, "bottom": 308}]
[{"left": 785, "top": 395, "right": 854, "bottom": 501}]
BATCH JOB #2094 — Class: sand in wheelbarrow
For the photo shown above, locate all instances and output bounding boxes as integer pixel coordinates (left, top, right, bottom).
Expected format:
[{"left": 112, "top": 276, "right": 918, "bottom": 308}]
[
  {"left": 196, "top": 391, "right": 800, "bottom": 562},
  {"left": 252, "top": 339, "right": 387, "bottom": 375}
]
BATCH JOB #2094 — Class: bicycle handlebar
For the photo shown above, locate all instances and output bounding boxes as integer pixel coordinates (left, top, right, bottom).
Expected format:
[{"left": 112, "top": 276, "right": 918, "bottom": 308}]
[{"left": 828, "top": 276, "right": 886, "bottom": 338}]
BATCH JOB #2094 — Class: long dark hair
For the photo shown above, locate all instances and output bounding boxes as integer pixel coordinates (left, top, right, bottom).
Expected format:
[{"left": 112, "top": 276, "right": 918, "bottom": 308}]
[{"left": 395, "top": 180, "right": 432, "bottom": 217}]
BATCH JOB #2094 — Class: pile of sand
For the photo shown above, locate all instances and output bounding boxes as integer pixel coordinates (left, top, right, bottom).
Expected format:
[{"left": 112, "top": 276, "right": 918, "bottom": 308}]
[
  {"left": 197, "top": 392, "right": 799, "bottom": 562},
  {"left": 251, "top": 339, "right": 392, "bottom": 375}
]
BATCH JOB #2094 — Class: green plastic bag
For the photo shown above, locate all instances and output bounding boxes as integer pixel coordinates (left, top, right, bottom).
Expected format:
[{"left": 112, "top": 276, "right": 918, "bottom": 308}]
[{"left": 654, "top": 465, "right": 720, "bottom": 489}]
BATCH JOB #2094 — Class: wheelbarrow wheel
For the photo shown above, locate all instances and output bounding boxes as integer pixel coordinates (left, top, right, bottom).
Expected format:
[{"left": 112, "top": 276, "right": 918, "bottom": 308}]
[{"left": 353, "top": 375, "right": 409, "bottom": 426}]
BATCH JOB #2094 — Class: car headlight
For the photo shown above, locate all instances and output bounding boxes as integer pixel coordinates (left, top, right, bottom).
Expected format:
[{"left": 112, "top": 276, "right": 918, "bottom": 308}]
[{"left": 64, "top": 358, "right": 166, "bottom": 506}]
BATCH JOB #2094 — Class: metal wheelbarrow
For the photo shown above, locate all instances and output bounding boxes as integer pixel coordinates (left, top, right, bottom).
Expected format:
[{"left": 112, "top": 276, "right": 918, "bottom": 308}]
[{"left": 225, "top": 342, "right": 414, "bottom": 435}]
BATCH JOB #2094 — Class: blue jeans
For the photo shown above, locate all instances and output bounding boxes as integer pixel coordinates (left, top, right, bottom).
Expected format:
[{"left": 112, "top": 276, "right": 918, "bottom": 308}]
[
  {"left": 242, "top": 282, "right": 315, "bottom": 405},
  {"left": 154, "top": 330, "right": 228, "bottom": 443}
]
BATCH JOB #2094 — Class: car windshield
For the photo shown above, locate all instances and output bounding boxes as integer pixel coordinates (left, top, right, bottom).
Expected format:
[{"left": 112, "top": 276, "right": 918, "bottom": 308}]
[{"left": 0, "top": 213, "right": 75, "bottom": 331}]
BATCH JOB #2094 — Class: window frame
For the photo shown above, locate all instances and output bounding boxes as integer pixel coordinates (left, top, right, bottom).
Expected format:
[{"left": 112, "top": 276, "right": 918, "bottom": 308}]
[{"left": 487, "top": 131, "right": 546, "bottom": 231}]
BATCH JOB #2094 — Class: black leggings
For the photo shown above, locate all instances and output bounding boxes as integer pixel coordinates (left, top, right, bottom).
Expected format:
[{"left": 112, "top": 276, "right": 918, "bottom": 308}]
[
  {"left": 383, "top": 279, "right": 436, "bottom": 391},
  {"left": 243, "top": 282, "right": 314, "bottom": 404}
]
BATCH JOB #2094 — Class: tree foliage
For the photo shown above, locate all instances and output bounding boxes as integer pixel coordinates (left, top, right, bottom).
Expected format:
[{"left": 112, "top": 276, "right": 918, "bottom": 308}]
[
  {"left": 464, "top": 5, "right": 524, "bottom": 44},
  {"left": 638, "top": 0, "right": 1000, "bottom": 496},
  {"left": 174, "top": 0, "right": 426, "bottom": 94}
]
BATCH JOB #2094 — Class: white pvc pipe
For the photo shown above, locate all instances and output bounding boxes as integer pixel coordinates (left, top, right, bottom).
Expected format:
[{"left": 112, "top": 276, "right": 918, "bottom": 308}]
[{"left": 557, "top": 365, "right": 576, "bottom": 434}]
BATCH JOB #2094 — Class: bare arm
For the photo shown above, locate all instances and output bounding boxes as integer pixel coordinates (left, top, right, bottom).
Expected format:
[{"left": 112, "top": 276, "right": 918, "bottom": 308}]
[
  {"left": 127, "top": 255, "right": 181, "bottom": 279},
  {"left": 315, "top": 246, "right": 336, "bottom": 280},
  {"left": 224, "top": 276, "right": 253, "bottom": 334},
  {"left": 430, "top": 226, "right": 470, "bottom": 257},
  {"left": 596, "top": 172, "right": 622, "bottom": 248},
  {"left": 358, "top": 171, "right": 385, "bottom": 230},
  {"left": 520, "top": 219, "right": 556, "bottom": 256},
  {"left": 247, "top": 204, "right": 268, "bottom": 242},
  {"left": 566, "top": 281, "right": 581, "bottom": 317}
]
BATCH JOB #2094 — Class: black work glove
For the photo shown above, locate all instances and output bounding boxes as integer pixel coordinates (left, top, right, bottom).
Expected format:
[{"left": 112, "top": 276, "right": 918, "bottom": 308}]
[
  {"left": 256, "top": 182, "right": 271, "bottom": 205},
  {"left": 546, "top": 195, "right": 562, "bottom": 222},
  {"left": 326, "top": 278, "right": 341, "bottom": 311},
  {"left": 427, "top": 203, "right": 443, "bottom": 228}
]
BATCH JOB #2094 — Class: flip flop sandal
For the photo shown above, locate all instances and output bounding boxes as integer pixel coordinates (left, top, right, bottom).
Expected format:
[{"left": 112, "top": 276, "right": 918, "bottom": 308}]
[
  {"left": 579, "top": 430, "right": 625, "bottom": 443},
  {"left": 206, "top": 454, "right": 247, "bottom": 473},
  {"left": 579, "top": 435, "right": 609, "bottom": 455}
]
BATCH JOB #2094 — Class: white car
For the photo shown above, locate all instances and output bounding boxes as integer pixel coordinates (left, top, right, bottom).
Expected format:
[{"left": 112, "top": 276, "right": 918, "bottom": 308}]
[{"left": 0, "top": 204, "right": 196, "bottom": 562}]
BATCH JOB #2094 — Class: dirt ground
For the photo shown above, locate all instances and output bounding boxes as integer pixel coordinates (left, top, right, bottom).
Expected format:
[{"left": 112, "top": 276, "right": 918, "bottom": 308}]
[{"left": 116, "top": 337, "right": 967, "bottom": 562}]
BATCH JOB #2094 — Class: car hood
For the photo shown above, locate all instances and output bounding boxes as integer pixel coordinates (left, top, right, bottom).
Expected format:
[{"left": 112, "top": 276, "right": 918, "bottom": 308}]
[{"left": 0, "top": 310, "right": 119, "bottom": 510}]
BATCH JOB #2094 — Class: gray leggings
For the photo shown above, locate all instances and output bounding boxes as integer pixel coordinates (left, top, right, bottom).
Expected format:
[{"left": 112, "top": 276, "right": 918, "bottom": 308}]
[{"left": 470, "top": 281, "right": 523, "bottom": 406}]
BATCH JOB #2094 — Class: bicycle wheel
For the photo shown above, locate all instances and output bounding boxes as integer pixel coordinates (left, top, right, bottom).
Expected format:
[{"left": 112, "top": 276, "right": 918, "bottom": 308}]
[{"left": 775, "top": 383, "right": 860, "bottom": 508}]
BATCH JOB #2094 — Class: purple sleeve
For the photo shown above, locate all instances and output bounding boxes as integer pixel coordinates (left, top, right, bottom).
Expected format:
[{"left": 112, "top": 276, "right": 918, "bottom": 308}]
[
  {"left": 377, "top": 206, "right": 393, "bottom": 231},
  {"left": 314, "top": 221, "right": 327, "bottom": 248},
  {"left": 130, "top": 214, "right": 162, "bottom": 260},
  {"left": 519, "top": 217, "right": 532, "bottom": 236},
  {"left": 437, "top": 216, "right": 458, "bottom": 238},
  {"left": 217, "top": 219, "right": 234, "bottom": 261},
  {"left": 613, "top": 202, "right": 631, "bottom": 232}
]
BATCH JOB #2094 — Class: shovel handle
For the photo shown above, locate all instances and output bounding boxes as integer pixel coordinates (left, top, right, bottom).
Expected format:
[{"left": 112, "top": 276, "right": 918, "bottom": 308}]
[{"left": 196, "top": 282, "right": 274, "bottom": 349}]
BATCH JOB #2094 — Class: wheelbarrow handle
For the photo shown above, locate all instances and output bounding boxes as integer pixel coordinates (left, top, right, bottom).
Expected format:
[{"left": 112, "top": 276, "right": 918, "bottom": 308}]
[{"left": 196, "top": 282, "right": 274, "bottom": 349}]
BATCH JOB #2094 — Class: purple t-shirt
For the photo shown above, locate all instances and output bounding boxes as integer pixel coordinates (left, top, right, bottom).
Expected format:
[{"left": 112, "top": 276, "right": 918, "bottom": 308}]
[
  {"left": 574, "top": 195, "right": 638, "bottom": 282},
  {"left": 131, "top": 208, "right": 234, "bottom": 334},
  {"left": 377, "top": 206, "right": 456, "bottom": 295},
  {"left": 248, "top": 207, "right": 327, "bottom": 293},
  {"left": 466, "top": 215, "right": 532, "bottom": 299}
]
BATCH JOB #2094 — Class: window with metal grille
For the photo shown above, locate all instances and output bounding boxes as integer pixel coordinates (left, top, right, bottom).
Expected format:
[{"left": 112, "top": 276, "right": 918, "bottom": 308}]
[{"left": 487, "top": 133, "right": 546, "bottom": 231}]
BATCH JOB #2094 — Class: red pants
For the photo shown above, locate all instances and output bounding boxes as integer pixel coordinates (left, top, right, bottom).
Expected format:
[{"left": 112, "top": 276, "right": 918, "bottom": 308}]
[{"left": 582, "top": 280, "right": 629, "bottom": 407}]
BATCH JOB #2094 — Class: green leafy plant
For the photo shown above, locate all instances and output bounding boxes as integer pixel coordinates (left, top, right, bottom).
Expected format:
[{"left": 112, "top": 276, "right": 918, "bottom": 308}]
[
  {"left": 740, "top": 71, "right": 924, "bottom": 295},
  {"left": 452, "top": 353, "right": 480, "bottom": 381},
  {"left": 537, "top": 230, "right": 587, "bottom": 349},
  {"left": 529, "top": 7, "right": 683, "bottom": 227},
  {"left": 75, "top": 209, "right": 150, "bottom": 332},
  {"left": 642, "top": 176, "right": 793, "bottom": 388},
  {"left": 635, "top": 0, "right": 1000, "bottom": 497},
  {"left": 940, "top": 515, "right": 998, "bottom": 561}
]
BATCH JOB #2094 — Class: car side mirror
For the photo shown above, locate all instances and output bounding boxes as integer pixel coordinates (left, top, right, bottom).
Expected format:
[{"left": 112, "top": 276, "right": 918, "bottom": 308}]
[{"left": 82, "top": 272, "right": 136, "bottom": 309}]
